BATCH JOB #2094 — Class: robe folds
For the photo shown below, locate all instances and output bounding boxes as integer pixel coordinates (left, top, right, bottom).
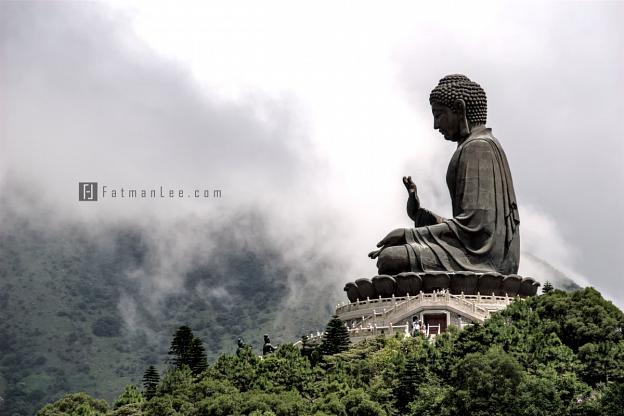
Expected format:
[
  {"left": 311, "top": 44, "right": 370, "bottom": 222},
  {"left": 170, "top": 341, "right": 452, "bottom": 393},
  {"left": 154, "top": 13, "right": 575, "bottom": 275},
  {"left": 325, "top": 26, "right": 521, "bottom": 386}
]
[{"left": 405, "top": 126, "right": 520, "bottom": 275}]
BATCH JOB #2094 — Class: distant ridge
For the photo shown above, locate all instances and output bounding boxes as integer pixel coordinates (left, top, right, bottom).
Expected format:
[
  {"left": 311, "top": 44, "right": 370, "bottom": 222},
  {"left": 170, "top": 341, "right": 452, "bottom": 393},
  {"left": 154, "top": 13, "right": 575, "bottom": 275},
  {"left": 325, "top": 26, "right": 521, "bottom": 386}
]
[{"left": 522, "top": 251, "right": 581, "bottom": 292}]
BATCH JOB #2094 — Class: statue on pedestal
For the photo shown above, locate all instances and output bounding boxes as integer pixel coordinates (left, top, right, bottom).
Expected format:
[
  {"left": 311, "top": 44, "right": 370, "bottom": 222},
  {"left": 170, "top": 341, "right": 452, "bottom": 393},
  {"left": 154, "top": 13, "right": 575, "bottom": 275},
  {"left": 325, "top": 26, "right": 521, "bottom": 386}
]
[
  {"left": 262, "top": 334, "right": 276, "bottom": 356},
  {"left": 369, "top": 74, "right": 520, "bottom": 276},
  {"left": 343, "top": 75, "right": 538, "bottom": 301}
]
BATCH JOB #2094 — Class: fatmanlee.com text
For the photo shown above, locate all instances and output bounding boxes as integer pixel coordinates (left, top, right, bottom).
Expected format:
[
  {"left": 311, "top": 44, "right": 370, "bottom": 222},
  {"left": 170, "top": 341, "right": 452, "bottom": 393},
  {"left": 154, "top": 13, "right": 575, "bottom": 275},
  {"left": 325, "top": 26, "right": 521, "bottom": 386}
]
[{"left": 79, "top": 183, "right": 221, "bottom": 201}]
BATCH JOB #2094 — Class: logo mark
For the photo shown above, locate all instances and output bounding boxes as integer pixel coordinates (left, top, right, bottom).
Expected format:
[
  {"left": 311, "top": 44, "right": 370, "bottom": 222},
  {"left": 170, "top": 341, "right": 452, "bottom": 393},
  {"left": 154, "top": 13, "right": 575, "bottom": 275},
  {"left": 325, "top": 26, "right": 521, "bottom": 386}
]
[{"left": 79, "top": 182, "right": 98, "bottom": 201}]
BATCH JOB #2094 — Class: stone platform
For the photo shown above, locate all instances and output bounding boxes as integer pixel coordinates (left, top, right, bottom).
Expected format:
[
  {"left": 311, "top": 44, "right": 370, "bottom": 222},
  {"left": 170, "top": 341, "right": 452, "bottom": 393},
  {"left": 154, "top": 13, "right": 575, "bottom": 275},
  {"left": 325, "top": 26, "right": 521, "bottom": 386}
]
[{"left": 343, "top": 271, "right": 540, "bottom": 303}]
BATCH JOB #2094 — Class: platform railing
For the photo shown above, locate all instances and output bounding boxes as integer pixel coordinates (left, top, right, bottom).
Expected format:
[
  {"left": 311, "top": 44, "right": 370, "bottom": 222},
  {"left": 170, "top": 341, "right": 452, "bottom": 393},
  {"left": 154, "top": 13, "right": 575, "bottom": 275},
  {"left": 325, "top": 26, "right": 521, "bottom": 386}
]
[
  {"left": 347, "top": 324, "right": 410, "bottom": 339},
  {"left": 337, "top": 291, "right": 516, "bottom": 328},
  {"left": 382, "top": 292, "right": 491, "bottom": 322},
  {"left": 336, "top": 292, "right": 514, "bottom": 315}
]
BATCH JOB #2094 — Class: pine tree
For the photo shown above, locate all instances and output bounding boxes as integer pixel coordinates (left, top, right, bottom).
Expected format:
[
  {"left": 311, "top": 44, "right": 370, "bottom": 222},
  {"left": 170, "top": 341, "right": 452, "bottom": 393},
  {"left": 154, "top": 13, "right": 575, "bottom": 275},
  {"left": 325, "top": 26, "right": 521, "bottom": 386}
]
[
  {"left": 188, "top": 337, "right": 208, "bottom": 375},
  {"left": 395, "top": 357, "right": 427, "bottom": 412},
  {"left": 168, "top": 325, "right": 195, "bottom": 368},
  {"left": 168, "top": 325, "right": 208, "bottom": 375},
  {"left": 542, "top": 281, "right": 554, "bottom": 294},
  {"left": 142, "top": 366, "right": 160, "bottom": 400},
  {"left": 319, "top": 315, "right": 351, "bottom": 355}
]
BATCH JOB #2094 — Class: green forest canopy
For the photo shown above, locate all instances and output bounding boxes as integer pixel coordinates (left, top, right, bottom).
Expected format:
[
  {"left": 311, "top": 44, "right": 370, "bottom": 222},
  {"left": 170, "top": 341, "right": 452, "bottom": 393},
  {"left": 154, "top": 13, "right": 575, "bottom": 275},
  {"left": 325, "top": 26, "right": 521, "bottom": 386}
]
[{"left": 37, "top": 287, "right": 624, "bottom": 416}]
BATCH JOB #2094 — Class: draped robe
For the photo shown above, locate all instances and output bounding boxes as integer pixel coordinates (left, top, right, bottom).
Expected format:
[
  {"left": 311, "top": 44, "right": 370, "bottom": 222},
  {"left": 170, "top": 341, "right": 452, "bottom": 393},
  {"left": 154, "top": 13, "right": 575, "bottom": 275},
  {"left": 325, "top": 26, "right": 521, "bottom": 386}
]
[{"left": 404, "top": 126, "right": 520, "bottom": 275}]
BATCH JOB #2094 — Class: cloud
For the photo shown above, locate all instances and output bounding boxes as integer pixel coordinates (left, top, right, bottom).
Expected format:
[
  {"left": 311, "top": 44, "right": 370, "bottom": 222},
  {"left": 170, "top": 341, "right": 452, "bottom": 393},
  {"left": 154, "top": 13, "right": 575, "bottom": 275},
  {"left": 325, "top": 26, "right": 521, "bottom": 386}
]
[
  {"left": 0, "top": 2, "right": 315, "bottom": 221},
  {"left": 1, "top": 0, "right": 622, "bottom": 327},
  {"left": 518, "top": 205, "right": 588, "bottom": 288}
]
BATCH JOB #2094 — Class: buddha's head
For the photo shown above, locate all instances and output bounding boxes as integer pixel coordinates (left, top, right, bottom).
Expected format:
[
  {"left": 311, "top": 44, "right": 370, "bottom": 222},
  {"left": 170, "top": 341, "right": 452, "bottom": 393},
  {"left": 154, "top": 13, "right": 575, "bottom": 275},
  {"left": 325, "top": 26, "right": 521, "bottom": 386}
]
[{"left": 429, "top": 74, "right": 487, "bottom": 142}]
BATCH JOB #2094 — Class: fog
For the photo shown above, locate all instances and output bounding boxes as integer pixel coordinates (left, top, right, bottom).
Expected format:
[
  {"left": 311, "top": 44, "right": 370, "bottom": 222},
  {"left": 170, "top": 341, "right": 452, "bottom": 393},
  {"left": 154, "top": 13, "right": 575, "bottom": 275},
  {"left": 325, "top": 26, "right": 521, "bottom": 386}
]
[{"left": 1, "top": 0, "right": 622, "bottom": 320}]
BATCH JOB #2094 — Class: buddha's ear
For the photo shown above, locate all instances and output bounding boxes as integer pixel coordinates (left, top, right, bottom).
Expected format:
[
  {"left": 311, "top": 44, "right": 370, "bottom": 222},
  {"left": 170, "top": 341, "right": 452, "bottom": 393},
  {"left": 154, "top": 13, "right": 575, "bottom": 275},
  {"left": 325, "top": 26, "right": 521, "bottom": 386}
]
[{"left": 454, "top": 98, "right": 471, "bottom": 137}]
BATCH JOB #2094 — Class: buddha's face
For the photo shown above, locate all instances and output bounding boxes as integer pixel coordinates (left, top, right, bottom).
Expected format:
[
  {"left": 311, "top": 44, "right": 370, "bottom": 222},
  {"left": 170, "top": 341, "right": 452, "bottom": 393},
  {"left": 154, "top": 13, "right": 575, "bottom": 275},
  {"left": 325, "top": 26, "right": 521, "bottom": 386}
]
[{"left": 431, "top": 102, "right": 461, "bottom": 142}]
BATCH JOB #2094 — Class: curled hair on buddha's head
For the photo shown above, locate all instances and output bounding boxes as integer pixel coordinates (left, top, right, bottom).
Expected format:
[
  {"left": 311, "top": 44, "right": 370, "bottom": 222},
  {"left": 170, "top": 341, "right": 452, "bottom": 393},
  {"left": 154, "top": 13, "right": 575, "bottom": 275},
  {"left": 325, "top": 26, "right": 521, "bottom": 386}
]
[{"left": 429, "top": 74, "right": 487, "bottom": 125}]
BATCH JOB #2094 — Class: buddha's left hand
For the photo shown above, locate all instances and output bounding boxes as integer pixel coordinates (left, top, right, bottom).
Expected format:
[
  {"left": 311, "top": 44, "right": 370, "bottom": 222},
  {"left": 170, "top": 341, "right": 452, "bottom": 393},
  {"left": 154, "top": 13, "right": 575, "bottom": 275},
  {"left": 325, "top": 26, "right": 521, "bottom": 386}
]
[{"left": 368, "top": 228, "right": 406, "bottom": 259}]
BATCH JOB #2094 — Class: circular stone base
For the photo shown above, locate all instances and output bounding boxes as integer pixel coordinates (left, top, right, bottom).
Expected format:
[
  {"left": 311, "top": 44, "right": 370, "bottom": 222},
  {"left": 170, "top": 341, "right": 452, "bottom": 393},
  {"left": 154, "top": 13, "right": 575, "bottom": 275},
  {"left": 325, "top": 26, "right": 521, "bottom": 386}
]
[{"left": 343, "top": 272, "right": 540, "bottom": 303}]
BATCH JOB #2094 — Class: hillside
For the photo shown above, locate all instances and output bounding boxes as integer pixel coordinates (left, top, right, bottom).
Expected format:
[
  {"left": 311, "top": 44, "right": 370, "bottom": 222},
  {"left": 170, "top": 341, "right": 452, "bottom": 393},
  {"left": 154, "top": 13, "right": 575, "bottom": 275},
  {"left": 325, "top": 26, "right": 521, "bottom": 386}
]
[
  {"left": 0, "top": 210, "right": 338, "bottom": 416},
  {"left": 37, "top": 287, "right": 624, "bottom": 415}
]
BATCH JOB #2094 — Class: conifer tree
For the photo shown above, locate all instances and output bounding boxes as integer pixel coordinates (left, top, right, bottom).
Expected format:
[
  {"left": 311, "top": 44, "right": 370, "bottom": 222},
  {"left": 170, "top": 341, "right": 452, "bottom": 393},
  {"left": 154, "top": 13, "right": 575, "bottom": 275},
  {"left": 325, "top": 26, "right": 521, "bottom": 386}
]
[
  {"left": 319, "top": 315, "right": 351, "bottom": 355},
  {"left": 168, "top": 325, "right": 208, "bottom": 375},
  {"left": 542, "top": 281, "right": 554, "bottom": 294},
  {"left": 189, "top": 337, "right": 208, "bottom": 375},
  {"left": 141, "top": 366, "right": 160, "bottom": 400},
  {"left": 168, "top": 325, "right": 195, "bottom": 368},
  {"left": 395, "top": 357, "right": 428, "bottom": 412}
]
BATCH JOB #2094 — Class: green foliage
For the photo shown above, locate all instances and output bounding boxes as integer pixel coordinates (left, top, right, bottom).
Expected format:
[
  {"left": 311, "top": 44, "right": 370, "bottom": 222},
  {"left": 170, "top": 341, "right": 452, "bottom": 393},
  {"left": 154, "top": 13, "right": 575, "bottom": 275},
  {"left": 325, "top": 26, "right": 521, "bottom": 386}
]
[
  {"left": 142, "top": 396, "right": 176, "bottom": 416},
  {"left": 407, "top": 382, "right": 452, "bottom": 416},
  {"left": 36, "top": 288, "right": 624, "bottom": 415},
  {"left": 598, "top": 382, "right": 624, "bottom": 416},
  {"left": 141, "top": 365, "right": 160, "bottom": 400},
  {"left": 395, "top": 354, "right": 437, "bottom": 412},
  {"left": 168, "top": 325, "right": 209, "bottom": 375},
  {"left": 189, "top": 337, "right": 209, "bottom": 375},
  {"left": 340, "top": 388, "right": 387, "bottom": 416},
  {"left": 320, "top": 315, "right": 351, "bottom": 356},
  {"left": 2, "top": 215, "right": 333, "bottom": 415},
  {"left": 113, "top": 384, "right": 144, "bottom": 409},
  {"left": 168, "top": 326, "right": 195, "bottom": 368},
  {"left": 542, "top": 281, "right": 554, "bottom": 294},
  {"left": 36, "top": 392, "right": 109, "bottom": 416},
  {"left": 110, "top": 403, "right": 144, "bottom": 416},
  {"left": 253, "top": 344, "right": 315, "bottom": 393},
  {"left": 209, "top": 345, "right": 260, "bottom": 392},
  {"left": 157, "top": 366, "right": 195, "bottom": 400},
  {"left": 532, "top": 288, "right": 624, "bottom": 351},
  {"left": 451, "top": 347, "right": 524, "bottom": 416}
]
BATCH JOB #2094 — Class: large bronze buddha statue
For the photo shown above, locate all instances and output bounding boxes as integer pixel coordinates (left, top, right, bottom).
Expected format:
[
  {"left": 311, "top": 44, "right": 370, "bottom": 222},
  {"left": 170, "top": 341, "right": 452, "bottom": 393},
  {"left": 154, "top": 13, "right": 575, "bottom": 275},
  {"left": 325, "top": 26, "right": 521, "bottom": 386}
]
[{"left": 368, "top": 74, "right": 520, "bottom": 276}]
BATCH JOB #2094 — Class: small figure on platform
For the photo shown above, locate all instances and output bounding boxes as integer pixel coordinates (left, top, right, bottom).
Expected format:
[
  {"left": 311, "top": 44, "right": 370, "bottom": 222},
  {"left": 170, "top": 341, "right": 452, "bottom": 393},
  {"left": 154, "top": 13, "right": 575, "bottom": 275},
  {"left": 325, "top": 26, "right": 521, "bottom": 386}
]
[
  {"left": 262, "top": 334, "right": 276, "bottom": 356},
  {"left": 411, "top": 318, "right": 422, "bottom": 337},
  {"left": 236, "top": 337, "right": 249, "bottom": 356}
]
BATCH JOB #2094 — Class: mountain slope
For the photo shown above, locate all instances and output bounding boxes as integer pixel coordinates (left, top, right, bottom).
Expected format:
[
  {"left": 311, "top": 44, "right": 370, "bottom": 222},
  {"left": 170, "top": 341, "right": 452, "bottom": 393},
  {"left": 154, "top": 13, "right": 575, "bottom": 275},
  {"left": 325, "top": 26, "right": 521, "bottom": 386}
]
[{"left": 0, "top": 210, "right": 337, "bottom": 415}]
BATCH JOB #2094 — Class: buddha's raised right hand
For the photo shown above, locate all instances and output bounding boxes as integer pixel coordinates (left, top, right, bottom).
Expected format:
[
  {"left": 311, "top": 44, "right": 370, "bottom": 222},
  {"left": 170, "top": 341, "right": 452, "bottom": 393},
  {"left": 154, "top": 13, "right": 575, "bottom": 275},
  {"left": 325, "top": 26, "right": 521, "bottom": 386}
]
[
  {"left": 404, "top": 176, "right": 420, "bottom": 220},
  {"left": 403, "top": 176, "right": 418, "bottom": 194}
]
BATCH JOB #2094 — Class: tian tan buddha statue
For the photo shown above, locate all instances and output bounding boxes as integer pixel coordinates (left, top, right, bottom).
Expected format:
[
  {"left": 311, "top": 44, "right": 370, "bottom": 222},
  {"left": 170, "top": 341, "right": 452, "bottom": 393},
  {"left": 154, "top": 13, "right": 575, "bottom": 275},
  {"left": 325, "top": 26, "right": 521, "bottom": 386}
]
[{"left": 368, "top": 74, "right": 520, "bottom": 276}]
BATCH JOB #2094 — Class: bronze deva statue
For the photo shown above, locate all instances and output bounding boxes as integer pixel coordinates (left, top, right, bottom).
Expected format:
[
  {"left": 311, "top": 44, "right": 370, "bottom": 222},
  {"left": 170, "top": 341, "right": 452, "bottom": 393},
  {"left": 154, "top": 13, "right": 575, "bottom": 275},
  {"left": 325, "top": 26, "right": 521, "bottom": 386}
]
[
  {"left": 369, "top": 74, "right": 520, "bottom": 276},
  {"left": 262, "top": 334, "right": 276, "bottom": 356}
]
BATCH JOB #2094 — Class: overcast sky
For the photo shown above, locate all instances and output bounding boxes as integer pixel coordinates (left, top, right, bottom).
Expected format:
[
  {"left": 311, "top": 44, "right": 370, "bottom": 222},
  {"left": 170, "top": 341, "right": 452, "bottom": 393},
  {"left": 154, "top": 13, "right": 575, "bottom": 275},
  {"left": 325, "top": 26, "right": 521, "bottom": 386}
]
[{"left": 1, "top": 1, "right": 623, "bottom": 307}]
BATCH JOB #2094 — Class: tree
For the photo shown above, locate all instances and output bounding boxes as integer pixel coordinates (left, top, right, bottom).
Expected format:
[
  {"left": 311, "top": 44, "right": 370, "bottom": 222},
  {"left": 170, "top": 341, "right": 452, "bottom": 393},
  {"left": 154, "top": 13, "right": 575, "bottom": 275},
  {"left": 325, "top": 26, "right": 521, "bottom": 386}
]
[
  {"left": 542, "top": 281, "right": 554, "bottom": 294},
  {"left": 300, "top": 335, "right": 322, "bottom": 366},
  {"left": 32, "top": 287, "right": 624, "bottom": 416},
  {"left": 142, "top": 365, "right": 160, "bottom": 400},
  {"left": 37, "top": 392, "right": 109, "bottom": 416},
  {"left": 189, "top": 337, "right": 208, "bottom": 375},
  {"left": 532, "top": 287, "right": 624, "bottom": 351},
  {"left": 451, "top": 347, "right": 524, "bottom": 416},
  {"left": 210, "top": 346, "right": 259, "bottom": 392},
  {"left": 113, "top": 385, "right": 144, "bottom": 409},
  {"left": 168, "top": 325, "right": 195, "bottom": 368},
  {"left": 407, "top": 383, "right": 452, "bottom": 416},
  {"left": 168, "top": 325, "right": 208, "bottom": 375},
  {"left": 598, "top": 382, "right": 624, "bottom": 416},
  {"left": 395, "top": 357, "right": 430, "bottom": 412},
  {"left": 320, "top": 315, "right": 351, "bottom": 355}
]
